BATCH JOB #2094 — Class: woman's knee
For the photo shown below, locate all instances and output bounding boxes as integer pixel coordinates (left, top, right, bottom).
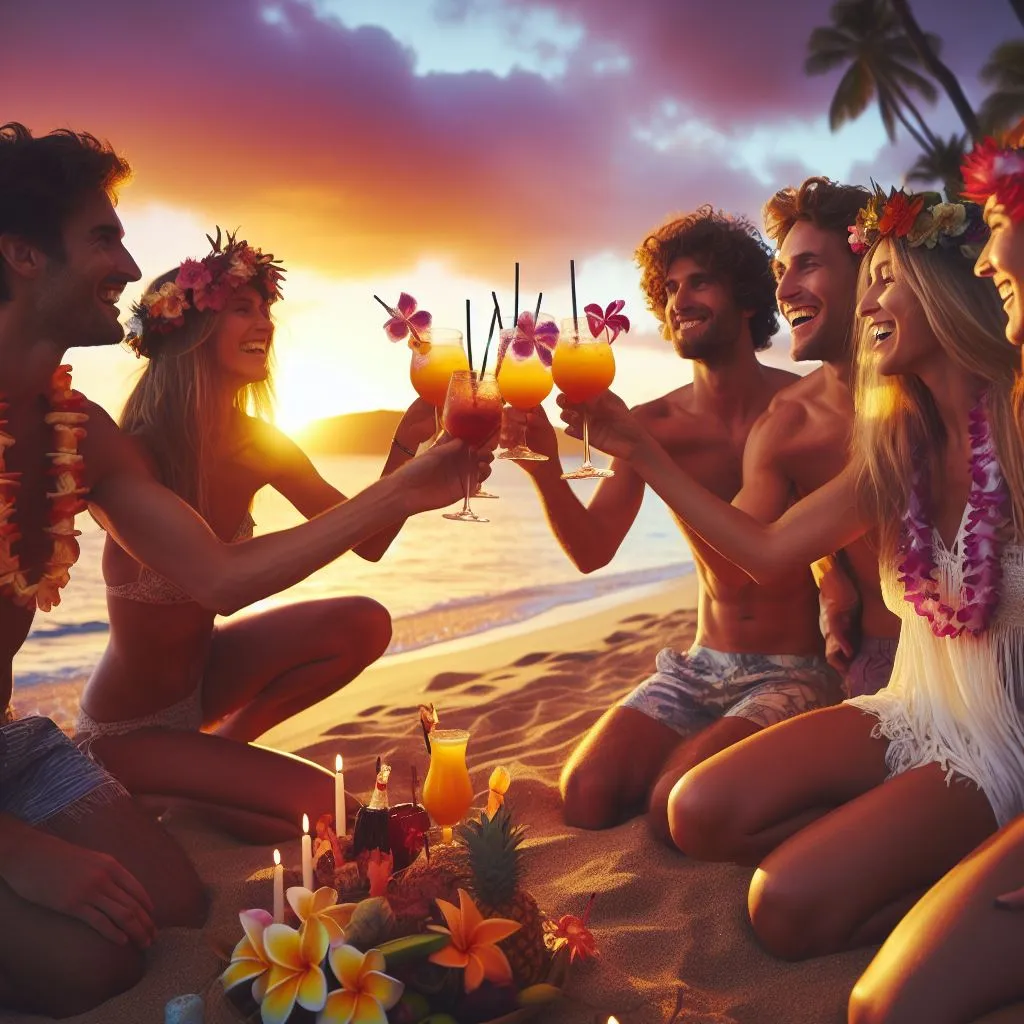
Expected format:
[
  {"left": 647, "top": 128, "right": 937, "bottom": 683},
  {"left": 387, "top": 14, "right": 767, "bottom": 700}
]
[
  {"left": 847, "top": 974, "right": 892, "bottom": 1024},
  {"left": 559, "top": 761, "right": 623, "bottom": 830},
  {"left": 29, "top": 940, "right": 145, "bottom": 1018},
  {"left": 748, "top": 863, "right": 839, "bottom": 960},
  {"left": 668, "top": 765, "right": 743, "bottom": 860},
  {"left": 325, "top": 597, "right": 392, "bottom": 664}
]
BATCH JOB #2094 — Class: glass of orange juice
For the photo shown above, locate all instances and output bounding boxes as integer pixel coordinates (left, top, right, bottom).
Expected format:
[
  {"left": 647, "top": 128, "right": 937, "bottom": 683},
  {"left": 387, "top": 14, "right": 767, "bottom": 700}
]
[
  {"left": 422, "top": 728, "right": 474, "bottom": 845},
  {"left": 409, "top": 328, "right": 470, "bottom": 436},
  {"left": 495, "top": 317, "right": 556, "bottom": 461},
  {"left": 552, "top": 317, "right": 616, "bottom": 479}
]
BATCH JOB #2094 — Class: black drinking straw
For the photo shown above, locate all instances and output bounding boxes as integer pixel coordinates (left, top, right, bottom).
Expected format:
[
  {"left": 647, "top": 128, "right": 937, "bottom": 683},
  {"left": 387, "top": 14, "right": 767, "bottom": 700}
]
[
  {"left": 479, "top": 306, "right": 500, "bottom": 377},
  {"left": 513, "top": 263, "right": 520, "bottom": 327},
  {"left": 491, "top": 290, "right": 503, "bottom": 330},
  {"left": 532, "top": 291, "right": 543, "bottom": 324},
  {"left": 465, "top": 298, "right": 474, "bottom": 371},
  {"left": 569, "top": 260, "right": 579, "bottom": 338}
]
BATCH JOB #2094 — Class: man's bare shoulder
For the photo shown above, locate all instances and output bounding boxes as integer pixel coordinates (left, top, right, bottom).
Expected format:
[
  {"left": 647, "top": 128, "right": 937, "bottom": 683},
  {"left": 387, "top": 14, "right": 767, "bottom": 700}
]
[
  {"left": 79, "top": 397, "right": 151, "bottom": 482},
  {"left": 632, "top": 385, "right": 695, "bottom": 424},
  {"left": 750, "top": 388, "right": 812, "bottom": 448}
]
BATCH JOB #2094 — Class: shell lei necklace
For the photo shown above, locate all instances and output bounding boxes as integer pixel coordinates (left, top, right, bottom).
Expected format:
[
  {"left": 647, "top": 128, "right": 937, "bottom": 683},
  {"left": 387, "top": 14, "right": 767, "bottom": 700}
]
[
  {"left": 897, "top": 391, "right": 1009, "bottom": 638},
  {"left": 0, "top": 364, "right": 89, "bottom": 612}
]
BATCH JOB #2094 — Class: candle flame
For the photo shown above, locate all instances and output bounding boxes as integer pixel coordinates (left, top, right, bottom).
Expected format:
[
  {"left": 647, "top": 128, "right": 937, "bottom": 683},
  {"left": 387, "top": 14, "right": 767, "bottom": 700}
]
[
  {"left": 273, "top": 849, "right": 281, "bottom": 866},
  {"left": 336, "top": 753, "right": 343, "bottom": 772},
  {"left": 302, "top": 813, "right": 309, "bottom": 833},
  {"left": 608, "top": 1018, "right": 620, "bottom": 1024}
]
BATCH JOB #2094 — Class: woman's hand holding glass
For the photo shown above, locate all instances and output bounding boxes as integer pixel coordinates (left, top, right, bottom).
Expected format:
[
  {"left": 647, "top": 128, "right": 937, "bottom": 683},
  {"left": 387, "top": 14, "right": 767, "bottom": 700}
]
[{"left": 394, "top": 434, "right": 494, "bottom": 515}]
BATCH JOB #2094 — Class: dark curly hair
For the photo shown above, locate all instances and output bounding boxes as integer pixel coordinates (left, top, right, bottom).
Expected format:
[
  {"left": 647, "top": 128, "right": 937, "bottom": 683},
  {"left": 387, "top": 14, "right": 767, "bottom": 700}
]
[
  {"left": 0, "top": 122, "right": 132, "bottom": 302},
  {"left": 762, "top": 176, "right": 870, "bottom": 251},
  {"left": 635, "top": 206, "right": 779, "bottom": 351}
]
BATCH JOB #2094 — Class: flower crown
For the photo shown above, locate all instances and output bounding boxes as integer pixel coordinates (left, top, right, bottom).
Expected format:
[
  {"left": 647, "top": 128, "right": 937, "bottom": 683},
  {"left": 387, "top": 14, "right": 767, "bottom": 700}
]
[
  {"left": 125, "top": 228, "right": 284, "bottom": 357},
  {"left": 847, "top": 187, "right": 988, "bottom": 258},
  {"left": 961, "top": 129, "right": 1024, "bottom": 223}
]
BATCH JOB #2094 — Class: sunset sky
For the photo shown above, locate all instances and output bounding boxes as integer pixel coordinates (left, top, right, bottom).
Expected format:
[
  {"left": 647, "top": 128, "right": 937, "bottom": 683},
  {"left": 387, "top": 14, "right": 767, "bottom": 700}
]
[{"left": 5, "top": 0, "right": 1018, "bottom": 431}]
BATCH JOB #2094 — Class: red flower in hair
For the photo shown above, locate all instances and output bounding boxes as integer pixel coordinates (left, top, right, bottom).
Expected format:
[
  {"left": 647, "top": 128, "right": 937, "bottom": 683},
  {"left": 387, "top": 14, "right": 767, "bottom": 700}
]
[
  {"left": 878, "top": 192, "right": 925, "bottom": 238},
  {"left": 961, "top": 135, "right": 1024, "bottom": 223}
]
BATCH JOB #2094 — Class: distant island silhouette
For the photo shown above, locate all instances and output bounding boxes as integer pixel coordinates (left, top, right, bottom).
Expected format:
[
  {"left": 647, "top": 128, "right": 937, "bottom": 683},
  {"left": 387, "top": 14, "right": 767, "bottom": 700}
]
[{"left": 294, "top": 409, "right": 585, "bottom": 456}]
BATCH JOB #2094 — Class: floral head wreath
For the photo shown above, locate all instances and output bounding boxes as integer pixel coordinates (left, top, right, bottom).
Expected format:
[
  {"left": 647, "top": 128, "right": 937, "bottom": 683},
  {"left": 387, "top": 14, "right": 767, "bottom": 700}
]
[
  {"left": 125, "top": 228, "right": 285, "bottom": 357},
  {"left": 960, "top": 125, "right": 1024, "bottom": 223},
  {"left": 847, "top": 186, "right": 988, "bottom": 259}
]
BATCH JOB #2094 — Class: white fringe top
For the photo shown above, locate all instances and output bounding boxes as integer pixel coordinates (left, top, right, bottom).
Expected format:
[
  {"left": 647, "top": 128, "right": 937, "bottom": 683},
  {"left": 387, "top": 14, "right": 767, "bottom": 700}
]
[{"left": 846, "top": 509, "right": 1024, "bottom": 826}]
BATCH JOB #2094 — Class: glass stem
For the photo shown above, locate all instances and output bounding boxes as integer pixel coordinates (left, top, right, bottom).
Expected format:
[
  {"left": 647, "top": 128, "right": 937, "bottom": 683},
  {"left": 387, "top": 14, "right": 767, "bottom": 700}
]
[
  {"left": 582, "top": 413, "right": 593, "bottom": 469},
  {"left": 519, "top": 418, "right": 529, "bottom": 450},
  {"left": 462, "top": 448, "right": 474, "bottom": 514},
  {"left": 433, "top": 408, "right": 441, "bottom": 443}
]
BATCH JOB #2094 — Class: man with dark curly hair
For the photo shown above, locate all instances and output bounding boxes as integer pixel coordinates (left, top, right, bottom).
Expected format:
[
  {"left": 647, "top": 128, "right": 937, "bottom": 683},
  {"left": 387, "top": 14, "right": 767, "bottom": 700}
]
[{"left": 502, "top": 206, "right": 842, "bottom": 839}]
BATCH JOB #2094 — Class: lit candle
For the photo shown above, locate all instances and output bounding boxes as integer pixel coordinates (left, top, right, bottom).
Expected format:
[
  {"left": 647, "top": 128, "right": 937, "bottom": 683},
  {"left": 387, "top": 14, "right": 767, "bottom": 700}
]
[
  {"left": 335, "top": 754, "right": 346, "bottom": 837},
  {"left": 301, "top": 814, "right": 313, "bottom": 890},
  {"left": 272, "top": 848, "right": 284, "bottom": 923},
  {"left": 608, "top": 1018, "right": 620, "bottom": 1024}
]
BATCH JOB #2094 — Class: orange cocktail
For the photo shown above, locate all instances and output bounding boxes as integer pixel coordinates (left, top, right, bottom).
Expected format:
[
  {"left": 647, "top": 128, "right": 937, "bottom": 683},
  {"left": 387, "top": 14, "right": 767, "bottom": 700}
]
[
  {"left": 497, "top": 354, "right": 553, "bottom": 410},
  {"left": 422, "top": 728, "right": 474, "bottom": 844},
  {"left": 409, "top": 328, "right": 470, "bottom": 409},
  {"left": 552, "top": 318, "right": 616, "bottom": 480}
]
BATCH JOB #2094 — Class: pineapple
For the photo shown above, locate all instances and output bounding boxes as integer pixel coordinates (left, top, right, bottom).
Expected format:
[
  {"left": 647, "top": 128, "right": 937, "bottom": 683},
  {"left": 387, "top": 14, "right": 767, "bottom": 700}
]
[
  {"left": 386, "top": 842, "right": 467, "bottom": 936},
  {"left": 457, "top": 805, "right": 548, "bottom": 988}
]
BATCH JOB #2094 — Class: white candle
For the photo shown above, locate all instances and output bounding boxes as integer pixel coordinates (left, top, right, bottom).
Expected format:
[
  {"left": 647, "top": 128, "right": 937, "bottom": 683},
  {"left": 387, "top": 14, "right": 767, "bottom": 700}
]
[
  {"left": 301, "top": 814, "right": 313, "bottom": 890},
  {"left": 272, "top": 848, "right": 284, "bottom": 923},
  {"left": 335, "top": 754, "right": 346, "bottom": 837}
]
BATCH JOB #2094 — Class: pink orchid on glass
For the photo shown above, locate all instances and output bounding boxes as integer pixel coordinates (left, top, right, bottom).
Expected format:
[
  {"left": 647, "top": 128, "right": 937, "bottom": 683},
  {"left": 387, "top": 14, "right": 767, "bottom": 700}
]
[
  {"left": 506, "top": 311, "right": 559, "bottom": 368},
  {"left": 260, "top": 921, "right": 330, "bottom": 1024},
  {"left": 319, "top": 945, "right": 404, "bottom": 1024},
  {"left": 220, "top": 909, "right": 274, "bottom": 1005},
  {"left": 383, "top": 293, "right": 432, "bottom": 346},
  {"left": 286, "top": 885, "right": 357, "bottom": 948},
  {"left": 584, "top": 300, "right": 630, "bottom": 343}
]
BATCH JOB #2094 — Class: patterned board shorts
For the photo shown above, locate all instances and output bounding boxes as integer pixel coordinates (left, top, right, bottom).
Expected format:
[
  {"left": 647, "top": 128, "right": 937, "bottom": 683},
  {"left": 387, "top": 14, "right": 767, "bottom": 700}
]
[
  {"left": 622, "top": 644, "right": 845, "bottom": 736},
  {"left": 0, "top": 716, "right": 129, "bottom": 826},
  {"left": 844, "top": 635, "right": 899, "bottom": 699}
]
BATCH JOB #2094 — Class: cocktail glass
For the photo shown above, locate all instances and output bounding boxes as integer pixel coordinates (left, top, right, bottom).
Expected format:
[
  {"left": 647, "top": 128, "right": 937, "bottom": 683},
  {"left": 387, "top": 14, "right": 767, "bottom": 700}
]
[
  {"left": 409, "top": 328, "right": 470, "bottom": 437},
  {"left": 552, "top": 317, "right": 616, "bottom": 480},
  {"left": 421, "top": 728, "right": 474, "bottom": 846},
  {"left": 441, "top": 370, "right": 503, "bottom": 523},
  {"left": 495, "top": 319, "right": 555, "bottom": 461}
]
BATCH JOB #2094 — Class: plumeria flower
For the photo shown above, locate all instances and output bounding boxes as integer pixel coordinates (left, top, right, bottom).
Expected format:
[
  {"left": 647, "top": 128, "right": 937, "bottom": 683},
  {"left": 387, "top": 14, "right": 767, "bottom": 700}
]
[
  {"left": 261, "top": 921, "right": 330, "bottom": 1024},
  {"left": 427, "top": 888, "right": 520, "bottom": 993},
  {"left": 383, "top": 293, "right": 432, "bottom": 346},
  {"left": 548, "top": 892, "right": 599, "bottom": 964},
  {"left": 221, "top": 909, "right": 275, "bottom": 1005},
  {"left": 286, "top": 885, "right": 357, "bottom": 948},
  {"left": 584, "top": 300, "right": 630, "bottom": 343},
  {"left": 318, "top": 945, "right": 404, "bottom": 1024}
]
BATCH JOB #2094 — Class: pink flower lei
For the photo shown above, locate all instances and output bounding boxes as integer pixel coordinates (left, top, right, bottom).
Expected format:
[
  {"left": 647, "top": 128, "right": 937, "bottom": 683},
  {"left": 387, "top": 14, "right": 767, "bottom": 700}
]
[{"left": 897, "top": 392, "right": 1009, "bottom": 638}]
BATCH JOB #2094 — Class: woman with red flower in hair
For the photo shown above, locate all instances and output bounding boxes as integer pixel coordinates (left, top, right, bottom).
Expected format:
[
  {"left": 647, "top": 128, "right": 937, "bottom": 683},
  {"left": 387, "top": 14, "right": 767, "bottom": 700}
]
[{"left": 841, "top": 124, "right": 1024, "bottom": 1024}]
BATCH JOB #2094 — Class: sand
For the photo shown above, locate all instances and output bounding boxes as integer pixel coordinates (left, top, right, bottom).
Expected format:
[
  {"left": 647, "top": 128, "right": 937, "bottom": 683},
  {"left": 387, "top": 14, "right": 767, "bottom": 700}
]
[{"left": 7, "top": 576, "right": 875, "bottom": 1024}]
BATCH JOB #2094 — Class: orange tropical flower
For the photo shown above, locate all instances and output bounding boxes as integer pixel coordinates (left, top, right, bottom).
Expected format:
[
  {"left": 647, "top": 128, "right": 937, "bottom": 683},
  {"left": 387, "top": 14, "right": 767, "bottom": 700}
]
[
  {"left": 878, "top": 192, "right": 925, "bottom": 238},
  {"left": 221, "top": 909, "right": 274, "bottom": 1003},
  {"left": 427, "top": 888, "right": 520, "bottom": 993},
  {"left": 261, "top": 921, "right": 329, "bottom": 1024},
  {"left": 286, "top": 885, "right": 357, "bottom": 948},
  {"left": 319, "top": 945, "right": 404, "bottom": 1024}
]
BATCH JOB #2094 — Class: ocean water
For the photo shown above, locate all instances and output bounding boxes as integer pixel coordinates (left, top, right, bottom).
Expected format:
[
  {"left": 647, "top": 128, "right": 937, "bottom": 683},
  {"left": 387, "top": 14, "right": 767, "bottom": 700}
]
[{"left": 17, "top": 453, "right": 693, "bottom": 688}]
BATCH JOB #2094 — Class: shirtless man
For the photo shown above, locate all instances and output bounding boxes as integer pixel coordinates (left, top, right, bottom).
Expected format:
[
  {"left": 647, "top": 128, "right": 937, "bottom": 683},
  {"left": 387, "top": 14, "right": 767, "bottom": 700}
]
[
  {"left": 748, "top": 177, "right": 901, "bottom": 695},
  {"left": 0, "top": 123, "right": 484, "bottom": 1016},
  {"left": 502, "top": 207, "right": 842, "bottom": 838}
]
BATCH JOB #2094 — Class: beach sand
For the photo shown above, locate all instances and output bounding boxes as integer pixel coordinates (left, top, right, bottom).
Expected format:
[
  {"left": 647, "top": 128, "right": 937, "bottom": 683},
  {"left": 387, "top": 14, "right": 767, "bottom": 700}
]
[{"left": 10, "top": 576, "right": 874, "bottom": 1024}]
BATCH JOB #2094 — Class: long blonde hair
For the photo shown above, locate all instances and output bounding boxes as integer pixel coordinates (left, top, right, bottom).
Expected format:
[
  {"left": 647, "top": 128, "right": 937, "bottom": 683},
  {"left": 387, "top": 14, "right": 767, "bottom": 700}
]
[
  {"left": 120, "top": 268, "right": 275, "bottom": 517},
  {"left": 851, "top": 238, "right": 1024, "bottom": 559}
]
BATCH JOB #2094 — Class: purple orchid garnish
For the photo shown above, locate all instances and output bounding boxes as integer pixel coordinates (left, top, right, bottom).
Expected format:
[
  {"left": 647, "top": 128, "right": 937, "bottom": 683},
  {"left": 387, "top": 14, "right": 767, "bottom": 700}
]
[
  {"left": 497, "top": 312, "right": 559, "bottom": 372},
  {"left": 584, "top": 299, "right": 630, "bottom": 343},
  {"left": 383, "top": 292, "right": 432, "bottom": 345}
]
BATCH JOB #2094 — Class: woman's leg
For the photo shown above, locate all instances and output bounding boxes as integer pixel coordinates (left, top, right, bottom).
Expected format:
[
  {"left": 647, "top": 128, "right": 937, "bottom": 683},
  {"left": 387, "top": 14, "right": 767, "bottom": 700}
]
[
  {"left": 748, "top": 760, "right": 996, "bottom": 960},
  {"left": 88, "top": 728, "right": 358, "bottom": 843},
  {"left": 202, "top": 596, "right": 392, "bottom": 740},
  {"left": 848, "top": 815, "right": 1024, "bottom": 1024},
  {"left": 669, "top": 704, "right": 890, "bottom": 864}
]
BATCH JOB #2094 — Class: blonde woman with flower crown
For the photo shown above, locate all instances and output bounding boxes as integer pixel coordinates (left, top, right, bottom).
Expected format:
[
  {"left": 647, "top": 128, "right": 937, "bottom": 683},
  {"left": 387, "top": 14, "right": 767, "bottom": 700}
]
[
  {"left": 838, "top": 127, "right": 1024, "bottom": 1024},
  {"left": 77, "top": 231, "right": 440, "bottom": 841},
  {"left": 556, "top": 188, "right": 1024, "bottom": 967}
]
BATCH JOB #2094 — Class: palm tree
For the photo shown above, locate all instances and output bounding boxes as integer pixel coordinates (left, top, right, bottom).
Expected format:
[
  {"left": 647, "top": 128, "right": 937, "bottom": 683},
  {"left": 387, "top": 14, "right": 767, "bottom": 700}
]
[
  {"left": 1008, "top": 0, "right": 1024, "bottom": 30},
  {"left": 905, "top": 133, "right": 968, "bottom": 200},
  {"left": 806, "top": 0, "right": 941, "bottom": 152},
  {"left": 889, "top": 0, "right": 982, "bottom": 140},
  {"left": 979, "top": 40, "right": 1024, "bottom": 135}
]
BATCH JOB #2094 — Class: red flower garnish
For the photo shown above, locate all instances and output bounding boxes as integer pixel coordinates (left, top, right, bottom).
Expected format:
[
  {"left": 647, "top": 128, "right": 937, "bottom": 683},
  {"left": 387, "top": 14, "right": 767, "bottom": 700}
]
[
  {"left": 383, "top": 293, "right": 432, "bottom": 346},
  {"left": 584, "top": 300, "right": 630, "bottom": 343},
  {"left": 548, "top": 892, "right": 599, "bottom": 964},
  {"left": 878, "top": 192, "right": 925, "bottom": 238}
]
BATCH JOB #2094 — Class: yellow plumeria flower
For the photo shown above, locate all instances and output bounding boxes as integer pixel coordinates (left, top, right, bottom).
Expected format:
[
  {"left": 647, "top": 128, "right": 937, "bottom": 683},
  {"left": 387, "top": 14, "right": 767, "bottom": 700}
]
[
  {"left": 221, "top": 909, "right": 274, "bottom": 1004},
  {"left": 427, "top": 888, "right": 520, "bottom": 993},
  {"left": 286, "top": 885, "right": 357, "bottom": 948},
  {"left": 318, "top": 945, "right": 404, "bottom": 1024},
  {"left": 260, "top": 921, "right": 330, "bottom": 1024}
]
